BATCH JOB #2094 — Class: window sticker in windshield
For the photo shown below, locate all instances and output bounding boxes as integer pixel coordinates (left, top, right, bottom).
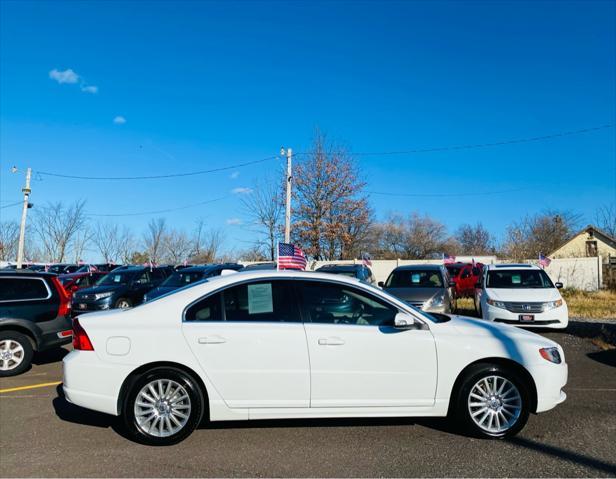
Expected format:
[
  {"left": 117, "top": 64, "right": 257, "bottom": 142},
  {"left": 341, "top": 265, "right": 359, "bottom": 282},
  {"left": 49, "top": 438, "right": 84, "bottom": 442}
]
[
  {"left": 247, "top": 283, "right": 273, "bottom": 314},
  {"left": 511, "top": 274, "right": 521, "bottom": 284},
  {"left": 411, "top": 274, "right": 421, "bottom": 283}
]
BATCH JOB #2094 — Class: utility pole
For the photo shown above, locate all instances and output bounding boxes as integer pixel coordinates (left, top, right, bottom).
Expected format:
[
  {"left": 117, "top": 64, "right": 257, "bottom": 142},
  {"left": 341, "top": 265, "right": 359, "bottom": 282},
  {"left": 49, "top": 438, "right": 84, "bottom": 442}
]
[
  {"left": 16, "top": 167, "right": 32, "bottom": 269},
  {"left": 282, "top": 147, "right": 293, "bottom": 243}
]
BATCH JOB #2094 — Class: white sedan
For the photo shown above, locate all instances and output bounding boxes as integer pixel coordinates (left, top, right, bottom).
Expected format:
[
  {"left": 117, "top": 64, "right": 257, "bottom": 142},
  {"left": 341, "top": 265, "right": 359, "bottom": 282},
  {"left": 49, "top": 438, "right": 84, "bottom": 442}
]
[{"left": 63, "top": 270, "right": 567, "bottom": 445}]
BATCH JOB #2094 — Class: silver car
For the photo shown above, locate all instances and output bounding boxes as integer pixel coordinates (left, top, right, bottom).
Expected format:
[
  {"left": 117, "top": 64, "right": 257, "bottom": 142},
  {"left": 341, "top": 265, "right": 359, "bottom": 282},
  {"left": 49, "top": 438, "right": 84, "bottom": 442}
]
[{"left": 379, "top": 264, "right": 456, "bottom": 313}]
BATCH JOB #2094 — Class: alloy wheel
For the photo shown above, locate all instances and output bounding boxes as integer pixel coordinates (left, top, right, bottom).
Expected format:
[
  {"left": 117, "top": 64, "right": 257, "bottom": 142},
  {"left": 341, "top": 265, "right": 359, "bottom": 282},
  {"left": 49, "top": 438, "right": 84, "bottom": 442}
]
[
  {"left": 134, "top": 379, "right": 192, "bottom": 437},
  {"left": 0, "top": 339, "right": 25, "bottom": 371},
  {"left": 467, "top": 375, "right": 522, "bottom": 434}
]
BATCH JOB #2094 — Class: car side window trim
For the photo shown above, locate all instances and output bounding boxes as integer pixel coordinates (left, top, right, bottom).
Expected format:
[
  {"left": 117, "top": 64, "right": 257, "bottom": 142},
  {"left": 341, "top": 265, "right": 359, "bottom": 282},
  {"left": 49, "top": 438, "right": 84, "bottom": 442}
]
[
  {"left": 0, "top": 276, "right": 53, "bottom": 303},
  {"left": 183, "top": 277, "right": 301, "bottom": 323}
]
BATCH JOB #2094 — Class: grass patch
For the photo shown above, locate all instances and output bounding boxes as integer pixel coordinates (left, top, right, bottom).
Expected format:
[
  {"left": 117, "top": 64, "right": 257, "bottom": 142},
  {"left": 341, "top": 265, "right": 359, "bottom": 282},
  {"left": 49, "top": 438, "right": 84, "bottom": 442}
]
[{"left": 561, "top": 289, "right": 616, "bottom": 320}]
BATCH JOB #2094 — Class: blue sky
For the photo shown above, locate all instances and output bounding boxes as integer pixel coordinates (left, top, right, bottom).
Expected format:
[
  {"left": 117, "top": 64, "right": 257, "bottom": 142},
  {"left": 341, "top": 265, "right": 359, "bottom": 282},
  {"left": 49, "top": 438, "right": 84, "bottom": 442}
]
[{"left": 1, "top": 0, "right": 614, "bottom": 255}]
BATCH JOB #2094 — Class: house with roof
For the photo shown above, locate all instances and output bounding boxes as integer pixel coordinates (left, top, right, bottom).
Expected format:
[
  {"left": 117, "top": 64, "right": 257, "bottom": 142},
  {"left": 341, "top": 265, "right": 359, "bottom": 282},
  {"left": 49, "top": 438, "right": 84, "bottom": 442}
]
[{"left": 550, "top": 225, "right": 616, "bottom": 261}]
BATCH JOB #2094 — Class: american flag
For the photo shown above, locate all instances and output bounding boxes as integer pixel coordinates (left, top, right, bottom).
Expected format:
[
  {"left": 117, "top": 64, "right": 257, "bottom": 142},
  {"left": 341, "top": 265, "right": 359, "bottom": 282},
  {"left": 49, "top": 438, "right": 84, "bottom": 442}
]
[
  {"left": 443, "top": 253, "right": 456, "bottom": 264},
  {"left": 362, "top": 252, "right": 372, "bottom": 267},
  {"left": 278, "top": 242, "right": 307, "bottom": 270},
  {"left": 538, "top": 253, "right": 552, "bottom": 268},
  {"left": 89, "top": 264, "right": 98, "bottom": 273}
]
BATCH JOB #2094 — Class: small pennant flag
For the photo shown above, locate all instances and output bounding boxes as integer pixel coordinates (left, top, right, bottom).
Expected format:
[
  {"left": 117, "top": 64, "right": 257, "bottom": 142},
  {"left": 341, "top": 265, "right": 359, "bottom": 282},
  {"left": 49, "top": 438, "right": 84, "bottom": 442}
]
[
  {"left": 362, "top": 252, "right": 372, "bottom": 267},
  {"left": 443, "top": 253, "right": 456, "bottom": 264},
  {"left": 539, "top": 253, "right": 552, "bottom": 268}
]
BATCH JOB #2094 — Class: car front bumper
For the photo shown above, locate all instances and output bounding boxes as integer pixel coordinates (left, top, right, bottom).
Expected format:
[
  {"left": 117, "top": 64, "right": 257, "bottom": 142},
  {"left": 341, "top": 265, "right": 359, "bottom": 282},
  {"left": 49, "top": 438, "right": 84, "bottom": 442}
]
[
  {"left": 527, "top": 359, "right": 568, "bottom": 413},
  {"left": 484, "top": 304, "right": 568, "bottom": 329}
]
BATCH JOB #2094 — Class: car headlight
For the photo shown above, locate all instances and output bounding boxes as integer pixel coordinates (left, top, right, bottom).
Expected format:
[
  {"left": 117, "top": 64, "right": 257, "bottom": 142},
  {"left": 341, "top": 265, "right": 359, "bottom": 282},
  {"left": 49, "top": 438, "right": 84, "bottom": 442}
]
[
  {"left": 543, "top": 299, "right": 563, "bottom": 311},
  {"left": 94, "top": 292, "right": 113, "bottom": 300},
  {"left": 428, "top": 295, "right": 444, "bottom": 307},
  {"left": 539, "top": 347, "right": 562, "bottom": 364},
  {"left": 487, "top": 298, "right": 506, "bottom": 309}
]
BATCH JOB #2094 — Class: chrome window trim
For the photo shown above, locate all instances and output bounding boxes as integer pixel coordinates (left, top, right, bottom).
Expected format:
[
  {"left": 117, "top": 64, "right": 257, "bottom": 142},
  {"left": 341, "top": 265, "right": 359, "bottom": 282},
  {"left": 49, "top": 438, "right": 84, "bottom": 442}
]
[
  {"left": 182, "top": 275, "right": 429, "bottom": 327},
  {"left": 0, "top": 276, "right": 53, "bottom": 303}
]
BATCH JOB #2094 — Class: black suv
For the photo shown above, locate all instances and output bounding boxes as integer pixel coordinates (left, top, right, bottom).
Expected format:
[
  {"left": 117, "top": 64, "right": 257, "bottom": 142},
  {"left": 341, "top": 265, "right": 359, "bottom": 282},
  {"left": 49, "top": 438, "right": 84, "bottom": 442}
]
[
  {"left": 144, "top": 263, "right": 244, "bottom": 301},
  {"left": 316, "top": 264, "right": 376, "bottom": 285},
  {"left": 0, "top": 271, "right": 73, "bottom": 376},
  {"left": 72, "top": 266, "right": 173, "bottom": 314}
]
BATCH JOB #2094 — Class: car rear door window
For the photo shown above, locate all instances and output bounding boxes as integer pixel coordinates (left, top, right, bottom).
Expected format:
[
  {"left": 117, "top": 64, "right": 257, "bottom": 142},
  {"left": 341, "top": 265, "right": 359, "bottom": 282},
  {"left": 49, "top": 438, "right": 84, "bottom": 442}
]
[
  {"left": 0, "top": 277, "right": 50, "bottom": 301},
  {"left": 185, "top": 292, "right": 223, "bottom": 321},
  {"left": 223, "top": 281, "right": 299, "bottom": 322}
]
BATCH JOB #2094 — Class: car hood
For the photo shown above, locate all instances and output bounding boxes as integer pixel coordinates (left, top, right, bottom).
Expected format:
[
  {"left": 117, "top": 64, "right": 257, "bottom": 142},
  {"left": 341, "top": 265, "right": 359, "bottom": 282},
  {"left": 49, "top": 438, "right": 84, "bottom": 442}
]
[
  {"left": 145, "top": 286, "right": 177, "bottom": 300},
  {"left": 76, "top": 284, "right": 125, "bottom": 296},
  {"left": 436, "top": 314, "right": 559, "bottom": 348},
  {"left": 485, "top": 288, "right": 561, "bottom": 302},
  {"left": 385, "top": 287, "right": 443, "bottom": 302}
]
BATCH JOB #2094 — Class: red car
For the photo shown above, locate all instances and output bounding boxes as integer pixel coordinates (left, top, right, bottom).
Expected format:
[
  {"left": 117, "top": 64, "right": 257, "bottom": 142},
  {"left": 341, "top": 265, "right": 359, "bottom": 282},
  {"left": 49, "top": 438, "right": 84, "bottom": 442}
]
[
  {"left": 445, "top": 262, "right": 484, "bottom": 298},
  {"left": 58, "top": 271, "right": 109, "bottom": 296}
]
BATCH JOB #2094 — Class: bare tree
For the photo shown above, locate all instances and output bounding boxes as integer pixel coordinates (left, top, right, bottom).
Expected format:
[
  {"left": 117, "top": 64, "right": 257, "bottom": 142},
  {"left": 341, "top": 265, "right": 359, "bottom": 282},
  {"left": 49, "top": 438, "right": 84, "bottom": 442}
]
[
  {"left": 71, "top": 225, "right": 94, "bottom": 263},
  {"left": 143, "top": 218, "right": 167, "bottom": 263},
  {"left": 93, "top": 222, "right": 123, "bottom": 263},
  {"left": 456, "top": 223, "right": 494, "bottom": 255},
  {"left": 32, "top": 200, "right": 88, "bottom": 262},
  {"left": 293, "top": 130, "right": 372, "bottom": 260},
  {"left": 191, "top": 228, "right": 225, "bottom": 263},
  {"left": 502, "top": 210, "right": 581, "bottom": 260},
  {"left": 117, "top": 226, "right": 137, "bottom": 264},
  {"left": 162, "top": 229, "right": 193, "bottom": 264},
  {"left": 0, "top": 221, "right": 20, "bottom": 261},
  {"left": 241, "top": 175, "right": 284, "bottom": 260},
  {"left": 595, "top": 203, "right": 616, "bottom": 238}
]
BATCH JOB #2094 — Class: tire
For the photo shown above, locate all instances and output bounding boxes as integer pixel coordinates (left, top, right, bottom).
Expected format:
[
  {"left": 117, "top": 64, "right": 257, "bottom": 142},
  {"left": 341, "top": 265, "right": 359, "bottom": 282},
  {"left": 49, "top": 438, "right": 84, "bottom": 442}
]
[
  {"left": 452, "top": 363, "right": 530, "bottom": 439},
  {"left": 0, "top": 331, "right": 34, "bottom": 377},
  {"left": 122, "top": 367, "right": 205, "bottom": 446},
  {"left": 115, "top": 298, "right": 133, "bottom": 310}
]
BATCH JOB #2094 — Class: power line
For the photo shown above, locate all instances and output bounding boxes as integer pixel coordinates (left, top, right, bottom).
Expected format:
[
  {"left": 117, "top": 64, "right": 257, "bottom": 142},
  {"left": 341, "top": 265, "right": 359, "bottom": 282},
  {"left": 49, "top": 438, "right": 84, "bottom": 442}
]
[
  {"left": 347, "top": 124, "right": 613, "bottom": 157},
  {"left": 0, "top": 201, "right": 23, "bottom": 210},
  {"left": 37, "top": 155, "right": 280, "bottom": 181},
  {"left": 367, "top": 187, "right": 529, "bottom": 198},
  {"left": 86, "top": 195, "right": 229, "bottom": 217}
]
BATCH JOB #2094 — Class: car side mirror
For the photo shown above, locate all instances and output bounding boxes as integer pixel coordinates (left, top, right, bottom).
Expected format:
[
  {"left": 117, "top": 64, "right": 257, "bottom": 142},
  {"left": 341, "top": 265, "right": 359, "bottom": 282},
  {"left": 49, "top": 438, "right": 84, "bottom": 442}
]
[
  {"left": 378, "top": 281, "right": 385, "bottom": 288},
  {"left": 448, "top": 281, "right": 456, "bottom": 288},
  {"left": 555, "top": 282, "right": 563, "bottom": 289},
  {"left": 394, "top": 312, "right": 419, "bottom": 330}
]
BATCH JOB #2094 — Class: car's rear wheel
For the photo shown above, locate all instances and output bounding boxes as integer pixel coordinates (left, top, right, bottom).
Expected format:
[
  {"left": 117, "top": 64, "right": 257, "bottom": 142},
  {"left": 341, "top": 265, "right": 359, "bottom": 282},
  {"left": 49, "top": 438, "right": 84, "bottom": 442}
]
[
  {"left": 123, "top": 367, "right": 204, "bottom": 445},
  {"left": 0, "top": 331, "right": 34, "bottom": 377},
  {"left": 115, "top": 298, "right": 132, "bottom": 309},
  {"left": 453, "top": 363, "right": 530, "bottom": 438}
]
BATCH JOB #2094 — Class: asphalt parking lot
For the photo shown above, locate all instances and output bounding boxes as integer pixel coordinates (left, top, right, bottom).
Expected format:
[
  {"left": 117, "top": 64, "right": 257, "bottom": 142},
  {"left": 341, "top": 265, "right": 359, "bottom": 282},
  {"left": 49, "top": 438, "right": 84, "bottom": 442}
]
[{"left": 1, "top": 324, "right": 615, "bottom": 478}]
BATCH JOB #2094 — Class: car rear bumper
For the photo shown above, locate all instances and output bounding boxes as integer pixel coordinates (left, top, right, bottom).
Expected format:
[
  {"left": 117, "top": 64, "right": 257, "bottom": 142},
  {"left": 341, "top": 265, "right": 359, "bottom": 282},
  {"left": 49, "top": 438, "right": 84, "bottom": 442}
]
[
  {"left": 37, "top": 315, "right": 73, "bottom": 351},
  {"left": 62, "top": 350, "right": 132, "bottom": 416}
]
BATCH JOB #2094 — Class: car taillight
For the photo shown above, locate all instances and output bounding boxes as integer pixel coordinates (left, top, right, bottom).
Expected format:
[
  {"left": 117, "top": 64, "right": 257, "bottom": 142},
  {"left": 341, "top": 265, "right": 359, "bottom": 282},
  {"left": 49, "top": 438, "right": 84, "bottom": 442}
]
[
  {"left": 72, "top": 319, "right": 94, "bottom": 351},
  {"left": 51, "top": 276, "right": 72, "bottom": 317}
]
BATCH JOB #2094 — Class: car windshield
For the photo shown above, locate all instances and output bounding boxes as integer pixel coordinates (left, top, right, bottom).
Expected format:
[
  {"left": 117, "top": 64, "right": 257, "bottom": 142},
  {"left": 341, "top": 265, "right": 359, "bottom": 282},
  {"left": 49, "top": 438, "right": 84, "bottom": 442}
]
[
  {"left": 486, "top": 269, "right": 554, "bottom": 289},
  {"left": 95, "top": 271, "right": 135, "bottom": 285},
  {"left": 323, "top": 270, "right": 356, "bottom": 278},
  {"left": 385, "top": 270, "right": 444, "bottom": 288},
  {"left": 162, "top": 271, "right": 205, "bottom": 287},
  {"left": 446, "top": 266, "right": 462, "bottom": 277}
]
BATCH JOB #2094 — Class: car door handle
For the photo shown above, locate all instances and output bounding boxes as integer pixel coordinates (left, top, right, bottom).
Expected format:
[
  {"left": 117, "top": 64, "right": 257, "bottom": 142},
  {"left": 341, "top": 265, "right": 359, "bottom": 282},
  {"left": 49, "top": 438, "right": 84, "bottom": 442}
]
[
  {"left": 318, "top": 337, "right": 345, "bottom": 346},
  {"left": 198, "top": 336, "right": 226, "bottom": 344}
]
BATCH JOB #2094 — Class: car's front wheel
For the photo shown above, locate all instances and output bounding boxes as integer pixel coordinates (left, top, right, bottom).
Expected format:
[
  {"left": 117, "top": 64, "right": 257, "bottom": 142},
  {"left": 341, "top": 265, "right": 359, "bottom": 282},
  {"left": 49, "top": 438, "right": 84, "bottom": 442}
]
[
  {"left": 453, "top": 364, "right": 530, "bottom": 439},
  {"left": 123, "top": 367, "right": 205, "bottom": 445},
  {"left": 115, "top": 298, "right": 132, "bottom": 310},
  {"left": 0, "top": 331, "right": 34, "bottom": 377}
]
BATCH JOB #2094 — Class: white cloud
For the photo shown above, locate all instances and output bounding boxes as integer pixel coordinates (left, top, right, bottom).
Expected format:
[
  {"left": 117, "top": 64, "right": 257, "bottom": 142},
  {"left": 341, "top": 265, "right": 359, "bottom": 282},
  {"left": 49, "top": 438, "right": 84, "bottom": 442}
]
[
  {"left": 226, "top": 218, "right": 242, "bottom": 225},
  {"left": 49, "top": 68, "right": 79, "bottom": 84},
  {"left": 113, "top": 116, "right": 126, "bottom": 125},
  {"left": 81, "top": 85, "right": 98, "bottom": 94},
  {"left": 230, "top": 171, "right": 240, "bottom": 179},
  {"left": 231, "top": 187, "right": 252, "bottom": 194}
]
